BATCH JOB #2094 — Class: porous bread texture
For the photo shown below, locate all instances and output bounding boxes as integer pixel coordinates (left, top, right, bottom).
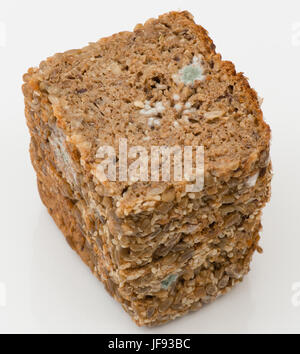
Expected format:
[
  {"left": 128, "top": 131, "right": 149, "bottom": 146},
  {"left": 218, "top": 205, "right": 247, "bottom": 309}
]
[{"left": 23, "top": 11, "right": 272, "bottom": 326}]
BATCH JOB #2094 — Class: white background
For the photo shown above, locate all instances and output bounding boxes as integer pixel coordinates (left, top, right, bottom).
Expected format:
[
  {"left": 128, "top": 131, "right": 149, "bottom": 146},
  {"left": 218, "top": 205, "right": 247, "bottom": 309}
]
[{"left": 0, "top": 0, "right": 300, "bottom": 334}]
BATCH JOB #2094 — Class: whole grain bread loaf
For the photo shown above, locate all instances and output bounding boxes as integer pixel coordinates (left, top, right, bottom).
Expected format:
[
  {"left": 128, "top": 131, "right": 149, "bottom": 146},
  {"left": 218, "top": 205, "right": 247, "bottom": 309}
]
[{"left": 23, "top": 11, "right": 271, "bottom": 326}]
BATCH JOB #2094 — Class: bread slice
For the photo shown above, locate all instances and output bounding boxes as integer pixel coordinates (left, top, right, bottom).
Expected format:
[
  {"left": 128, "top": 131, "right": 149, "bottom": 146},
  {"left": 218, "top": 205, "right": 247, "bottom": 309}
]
[{"left": 23, "top": 11, "right": 271, "bottom": 326}]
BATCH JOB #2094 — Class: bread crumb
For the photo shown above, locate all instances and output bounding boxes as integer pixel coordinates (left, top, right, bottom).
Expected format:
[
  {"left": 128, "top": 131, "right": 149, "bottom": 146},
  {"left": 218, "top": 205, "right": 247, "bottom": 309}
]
[
  {"left": 148, "top": 117, "right": 161, "bottom": 128},
  {"left": 246, "top": 172, "right": 259, "bottom": 187},
  {"left": 174, "top": 103, "right": 182, "bottom": 112},
  {"left": 134, "top": 101, "right": 145, "bottom": 108},
  {"left": 155, "top": 101, "right": 165, "bottom": 113},
  {"left": 204, "top": 110, "right": 224, "bottom": 120},
  {"left": 141, "top": 101, "right": 165, "bottom": 116},
  {"left": 109, "top": 62, "right": 122, "bottom": 75},
  {"left": 258, "top": 97, "right": 264, "bottom": 107}
]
